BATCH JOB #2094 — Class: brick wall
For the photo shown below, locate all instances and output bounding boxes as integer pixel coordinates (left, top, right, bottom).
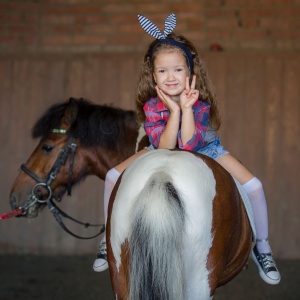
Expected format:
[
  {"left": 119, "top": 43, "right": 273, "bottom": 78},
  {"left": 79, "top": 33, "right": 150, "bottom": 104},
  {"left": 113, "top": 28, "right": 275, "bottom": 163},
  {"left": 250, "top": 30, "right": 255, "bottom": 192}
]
[{"left": 0, "top": 0, "right": 299, "bottom": 54}]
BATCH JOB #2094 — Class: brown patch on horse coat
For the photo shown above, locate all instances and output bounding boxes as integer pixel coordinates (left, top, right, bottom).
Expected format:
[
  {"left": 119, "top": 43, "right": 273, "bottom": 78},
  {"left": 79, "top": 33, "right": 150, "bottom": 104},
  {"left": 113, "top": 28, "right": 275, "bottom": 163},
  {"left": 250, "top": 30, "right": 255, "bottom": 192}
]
[{"left": 197, "top": 153, "right": 252, "bottom": 294}]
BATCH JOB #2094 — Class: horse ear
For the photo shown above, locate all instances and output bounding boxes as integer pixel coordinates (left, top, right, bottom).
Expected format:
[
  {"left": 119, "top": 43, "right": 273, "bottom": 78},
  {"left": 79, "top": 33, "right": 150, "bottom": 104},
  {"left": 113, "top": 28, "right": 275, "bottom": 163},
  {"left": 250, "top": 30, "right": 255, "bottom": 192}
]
[{"left": 62, "top": 98, "right": 79, "bottom": 127}]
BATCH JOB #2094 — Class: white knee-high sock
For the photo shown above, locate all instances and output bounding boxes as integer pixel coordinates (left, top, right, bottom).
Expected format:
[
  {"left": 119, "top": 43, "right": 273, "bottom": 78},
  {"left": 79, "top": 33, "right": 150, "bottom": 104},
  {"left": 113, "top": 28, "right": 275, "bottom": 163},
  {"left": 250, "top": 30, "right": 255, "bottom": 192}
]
[
  {"left": 101, "top": 168, "right": 121, "bottom": 243},
  {"left": 242, "top": 177, "right": 271, "bottom": 253}
]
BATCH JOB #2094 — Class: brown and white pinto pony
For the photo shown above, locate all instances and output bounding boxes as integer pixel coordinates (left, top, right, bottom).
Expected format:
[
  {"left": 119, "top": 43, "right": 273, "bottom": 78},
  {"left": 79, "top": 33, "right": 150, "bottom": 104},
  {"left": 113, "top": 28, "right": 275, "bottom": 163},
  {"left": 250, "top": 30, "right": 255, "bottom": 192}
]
[
  {"left": 106, "top": 149, "right": 252, "bottom": 300},
  {"left": 9, "top": 98, "right": 252, "bottom": 299}
]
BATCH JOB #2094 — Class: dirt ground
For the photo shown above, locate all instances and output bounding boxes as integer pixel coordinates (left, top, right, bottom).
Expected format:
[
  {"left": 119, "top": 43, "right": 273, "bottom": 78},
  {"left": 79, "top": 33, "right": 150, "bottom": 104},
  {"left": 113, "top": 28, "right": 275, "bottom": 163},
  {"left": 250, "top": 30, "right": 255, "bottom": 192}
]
[{"left": 0, "top": 255, "right": 299, "bottom": 300}]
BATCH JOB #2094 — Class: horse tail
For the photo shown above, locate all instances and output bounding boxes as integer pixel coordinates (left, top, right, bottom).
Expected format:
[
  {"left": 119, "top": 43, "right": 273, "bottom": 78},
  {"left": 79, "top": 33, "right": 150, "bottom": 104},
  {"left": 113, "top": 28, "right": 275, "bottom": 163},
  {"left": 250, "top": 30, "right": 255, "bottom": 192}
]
[{"left": 129, "top": 171, "right": 185, "bottom": 300}]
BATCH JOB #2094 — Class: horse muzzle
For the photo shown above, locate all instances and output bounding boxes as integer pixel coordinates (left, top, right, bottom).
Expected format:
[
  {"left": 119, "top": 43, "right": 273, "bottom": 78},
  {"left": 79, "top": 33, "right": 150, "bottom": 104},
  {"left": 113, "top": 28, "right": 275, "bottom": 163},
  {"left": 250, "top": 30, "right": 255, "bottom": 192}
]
[
  {"left": 10, "top": 183, "right": 53, "bottom": 218},
  {"left": 10, "top": 194, "right": 39, "bottom": 218}
]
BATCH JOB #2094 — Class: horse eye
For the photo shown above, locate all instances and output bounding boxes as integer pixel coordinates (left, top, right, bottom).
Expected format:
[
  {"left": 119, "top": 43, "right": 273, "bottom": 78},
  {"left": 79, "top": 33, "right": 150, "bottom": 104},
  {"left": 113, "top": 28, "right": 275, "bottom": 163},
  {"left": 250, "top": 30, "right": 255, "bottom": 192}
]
[{"left": 42, "top": 144, "right": 54, "bottom": 153}]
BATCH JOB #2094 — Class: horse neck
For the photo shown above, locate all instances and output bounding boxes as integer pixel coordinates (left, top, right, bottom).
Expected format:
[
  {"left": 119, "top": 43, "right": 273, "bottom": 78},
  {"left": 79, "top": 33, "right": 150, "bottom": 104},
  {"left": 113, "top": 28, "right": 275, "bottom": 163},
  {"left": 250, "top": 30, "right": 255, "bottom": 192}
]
[
  {"left": 81, "top": 117, "right": 141, "bottom": 180},
  {"left": 85, "top": 143, "right": 137, "bottom": 181}
]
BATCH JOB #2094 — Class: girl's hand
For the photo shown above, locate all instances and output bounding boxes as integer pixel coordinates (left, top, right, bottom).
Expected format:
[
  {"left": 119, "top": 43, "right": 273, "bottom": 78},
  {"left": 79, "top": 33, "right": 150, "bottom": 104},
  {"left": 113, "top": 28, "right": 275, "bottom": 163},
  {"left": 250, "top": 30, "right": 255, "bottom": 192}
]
[
  {"left": 155, "top": 86, "right": 180, "bottom": 113},
  {"left": 180, "top": 75, "right": 199, "bottom": 110}
]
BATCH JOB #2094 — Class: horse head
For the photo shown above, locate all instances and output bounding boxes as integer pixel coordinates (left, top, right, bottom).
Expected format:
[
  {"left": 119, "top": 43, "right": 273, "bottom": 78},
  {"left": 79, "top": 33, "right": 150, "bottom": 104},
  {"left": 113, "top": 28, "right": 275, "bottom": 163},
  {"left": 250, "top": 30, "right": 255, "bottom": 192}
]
[
  {"left": 9, "top": 98, "right": 144, "bottom": 218},
  {"left": 9, "top": 98, "right": 83, "bottom": 217}
]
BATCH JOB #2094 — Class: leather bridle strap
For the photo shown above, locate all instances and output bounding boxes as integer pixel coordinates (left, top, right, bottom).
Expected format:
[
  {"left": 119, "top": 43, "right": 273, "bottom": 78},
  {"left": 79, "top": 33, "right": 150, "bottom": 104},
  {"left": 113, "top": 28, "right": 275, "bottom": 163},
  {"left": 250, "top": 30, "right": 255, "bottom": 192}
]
[
  {"left": 18, "top": 130, "right": 105, "bottom": 239},
  {"left": 46, "top": 198, "right": 105, "bottom": 240},
  {"left": 20, "top": 137, "right": 76, "bottom": 195},
  {"left": 21, "top": 164, "right": 44, "bottom": 184},
  {"left": 67, "top": 142, "right": 76, "bottom": 196}
]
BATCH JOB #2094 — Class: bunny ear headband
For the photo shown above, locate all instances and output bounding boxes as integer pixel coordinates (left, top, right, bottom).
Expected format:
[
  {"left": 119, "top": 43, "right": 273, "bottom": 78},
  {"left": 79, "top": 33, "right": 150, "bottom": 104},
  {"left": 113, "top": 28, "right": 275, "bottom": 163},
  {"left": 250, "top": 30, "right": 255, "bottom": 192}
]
[{"left": 138, "top": 13, "right": 194, "bottom": 72}]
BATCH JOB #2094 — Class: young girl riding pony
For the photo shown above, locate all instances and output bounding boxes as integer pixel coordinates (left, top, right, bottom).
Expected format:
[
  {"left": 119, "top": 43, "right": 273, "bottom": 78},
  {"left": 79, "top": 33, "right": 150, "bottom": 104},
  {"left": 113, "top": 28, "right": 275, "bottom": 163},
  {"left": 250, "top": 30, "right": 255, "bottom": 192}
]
[{"left": 93, "top": 13, "right": 280, "bottom": 285}]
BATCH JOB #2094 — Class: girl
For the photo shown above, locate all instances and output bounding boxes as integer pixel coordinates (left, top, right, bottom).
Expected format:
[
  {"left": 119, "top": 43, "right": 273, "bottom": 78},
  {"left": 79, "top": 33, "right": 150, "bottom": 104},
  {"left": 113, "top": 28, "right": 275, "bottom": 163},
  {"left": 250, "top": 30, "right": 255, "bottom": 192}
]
[{"left": 93, "top": 13, "right": 280, "bottom": 285}]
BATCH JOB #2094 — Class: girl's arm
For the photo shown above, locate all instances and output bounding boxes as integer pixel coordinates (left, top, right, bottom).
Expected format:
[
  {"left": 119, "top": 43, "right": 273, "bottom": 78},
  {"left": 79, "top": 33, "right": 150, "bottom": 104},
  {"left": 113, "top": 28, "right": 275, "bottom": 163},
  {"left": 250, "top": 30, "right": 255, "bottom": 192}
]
[
  {"left": 157, "top": 109, "right": 180, "bottom": 149},
  {"left": 178, "top": 103, "right": 210, "bottom": 151},
  {"left": 180, "top": 108, "right": 196, "bottom": 145},
  {"left": 180, "top": 76, "right": 199, "bottom": 145},
  {"left": 155, "top": 86, "right": 181, "bottom": 149},
  {"left": 144, "top": 100, "right": 179, "bottom": 149}
]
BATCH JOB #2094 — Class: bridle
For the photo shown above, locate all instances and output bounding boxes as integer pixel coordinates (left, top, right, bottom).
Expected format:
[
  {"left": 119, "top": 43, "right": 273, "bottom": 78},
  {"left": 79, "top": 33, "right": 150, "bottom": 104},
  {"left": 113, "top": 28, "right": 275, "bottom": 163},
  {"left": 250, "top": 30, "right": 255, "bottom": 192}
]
[{"left": 20, "top": 128, "right": 105, "bottom": 239}]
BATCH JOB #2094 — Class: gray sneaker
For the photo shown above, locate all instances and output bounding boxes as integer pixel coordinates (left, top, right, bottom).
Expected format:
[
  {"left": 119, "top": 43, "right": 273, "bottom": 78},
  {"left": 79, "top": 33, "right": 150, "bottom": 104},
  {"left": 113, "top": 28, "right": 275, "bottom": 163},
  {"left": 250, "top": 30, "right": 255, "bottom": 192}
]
[
  {"left": 251, "top": 245, "right": 281, "bottom": 285},
  {"left": 93, "top": 241, "right": 108, "bottom": 272}
]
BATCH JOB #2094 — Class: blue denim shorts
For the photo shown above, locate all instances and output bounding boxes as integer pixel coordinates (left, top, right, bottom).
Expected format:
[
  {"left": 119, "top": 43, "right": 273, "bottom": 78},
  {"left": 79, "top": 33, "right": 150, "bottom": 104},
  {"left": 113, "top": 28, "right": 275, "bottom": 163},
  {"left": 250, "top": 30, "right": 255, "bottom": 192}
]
[
  {"left": 196, "top": 136, "right": 228, "bottom": 159},
  {"left": 145, "top": 136, "right": 228, "bottom": 160}
]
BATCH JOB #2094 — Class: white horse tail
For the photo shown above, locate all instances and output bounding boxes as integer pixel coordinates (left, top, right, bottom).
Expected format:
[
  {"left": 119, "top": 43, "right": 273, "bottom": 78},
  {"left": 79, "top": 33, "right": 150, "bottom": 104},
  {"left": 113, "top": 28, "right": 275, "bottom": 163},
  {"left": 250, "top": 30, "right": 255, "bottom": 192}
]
[{"left": 129, "top": 171, "right": 185, "bottom": 300}]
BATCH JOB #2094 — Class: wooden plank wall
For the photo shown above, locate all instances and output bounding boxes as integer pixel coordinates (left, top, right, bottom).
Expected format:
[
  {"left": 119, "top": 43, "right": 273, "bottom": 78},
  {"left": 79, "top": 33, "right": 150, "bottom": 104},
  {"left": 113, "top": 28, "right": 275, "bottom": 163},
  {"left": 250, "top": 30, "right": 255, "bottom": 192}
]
[{"left": 0, "top": 52, "right": 299, "bottom": 259}]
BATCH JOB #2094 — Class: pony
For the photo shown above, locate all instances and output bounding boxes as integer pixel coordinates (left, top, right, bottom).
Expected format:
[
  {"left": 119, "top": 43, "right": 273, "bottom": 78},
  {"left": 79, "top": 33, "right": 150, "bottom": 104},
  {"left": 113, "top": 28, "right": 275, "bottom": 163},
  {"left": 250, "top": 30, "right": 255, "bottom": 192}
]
[
  {"left": 106, "top": 149, "right": 252, "bottom": 299},
  {"left": 9, "top": 98, "right": 252, "bottom": 298}
]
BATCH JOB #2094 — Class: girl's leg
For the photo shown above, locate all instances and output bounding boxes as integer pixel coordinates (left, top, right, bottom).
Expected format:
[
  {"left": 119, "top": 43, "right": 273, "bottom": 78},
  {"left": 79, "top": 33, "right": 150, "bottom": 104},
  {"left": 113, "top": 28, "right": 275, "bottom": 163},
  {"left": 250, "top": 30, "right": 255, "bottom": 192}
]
[
  {"left": 93, "top": 148, "right": 149, "bottom": 272},
  {"left": 242, "top": 177, "right": 269, "bottom": 252},
  {"left": 215, "top": 153, "right": 253, "bottom": 184},
  {"left": 215, "top": 153, "right": 280, "bottom": 284},
  {"left": 93, "top": 167, "right": 120, "bottom": 272}
]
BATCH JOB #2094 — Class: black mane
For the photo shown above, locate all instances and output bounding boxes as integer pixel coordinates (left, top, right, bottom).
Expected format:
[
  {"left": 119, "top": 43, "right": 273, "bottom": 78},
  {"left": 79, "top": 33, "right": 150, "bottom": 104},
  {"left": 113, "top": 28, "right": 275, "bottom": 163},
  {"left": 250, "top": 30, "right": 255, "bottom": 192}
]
[{"left": 32, "top": 98, "right": 138, "bottom": 151}]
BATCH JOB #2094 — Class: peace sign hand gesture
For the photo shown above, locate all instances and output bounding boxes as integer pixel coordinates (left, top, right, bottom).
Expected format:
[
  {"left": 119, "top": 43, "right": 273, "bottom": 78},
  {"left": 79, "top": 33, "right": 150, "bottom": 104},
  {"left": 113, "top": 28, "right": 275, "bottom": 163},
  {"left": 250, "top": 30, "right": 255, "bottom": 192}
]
[{"left": 180, "top": 75, "right": 199, "bottom": 110}]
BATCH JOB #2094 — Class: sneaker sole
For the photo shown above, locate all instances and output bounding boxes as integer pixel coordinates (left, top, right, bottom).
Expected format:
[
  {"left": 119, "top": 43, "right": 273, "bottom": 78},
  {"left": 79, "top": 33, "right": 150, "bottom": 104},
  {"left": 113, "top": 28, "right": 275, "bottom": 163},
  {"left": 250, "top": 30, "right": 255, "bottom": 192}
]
[
  {"left": 93, "top": 263, "right": 109, "bottom": 272},
  {"left": 251, "top": 251, "right": 281, "bottom": 285}
]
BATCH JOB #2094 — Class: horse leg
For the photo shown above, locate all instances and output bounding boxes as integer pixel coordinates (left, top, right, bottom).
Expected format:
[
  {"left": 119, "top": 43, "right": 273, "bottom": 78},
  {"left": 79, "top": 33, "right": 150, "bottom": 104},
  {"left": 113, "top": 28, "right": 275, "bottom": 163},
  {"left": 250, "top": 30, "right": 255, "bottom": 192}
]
[
  {"left": 106, "top": 175, "right": 130, "bottom": 299},
  {"left": 107, "top": 239, "right": 129, "bottom": 300}
]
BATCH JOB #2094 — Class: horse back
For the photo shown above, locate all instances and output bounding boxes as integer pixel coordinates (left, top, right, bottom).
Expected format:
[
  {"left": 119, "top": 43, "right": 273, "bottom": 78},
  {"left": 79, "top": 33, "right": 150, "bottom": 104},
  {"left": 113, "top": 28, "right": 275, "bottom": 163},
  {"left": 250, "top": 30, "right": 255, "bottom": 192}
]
[
  {"left": 107, "top": 150, "right": 217, "bottom": 299},
  {"left": 107, "top": 150, "right": 252, "bottom": 299}
]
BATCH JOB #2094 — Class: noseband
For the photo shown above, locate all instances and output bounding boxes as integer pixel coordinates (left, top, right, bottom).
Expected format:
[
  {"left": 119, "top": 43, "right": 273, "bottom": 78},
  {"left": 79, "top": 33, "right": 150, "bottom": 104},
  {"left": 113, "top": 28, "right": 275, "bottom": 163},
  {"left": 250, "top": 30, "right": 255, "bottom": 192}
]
[{"left": 20, "top": 128, "right": 104, "bottom": 239}]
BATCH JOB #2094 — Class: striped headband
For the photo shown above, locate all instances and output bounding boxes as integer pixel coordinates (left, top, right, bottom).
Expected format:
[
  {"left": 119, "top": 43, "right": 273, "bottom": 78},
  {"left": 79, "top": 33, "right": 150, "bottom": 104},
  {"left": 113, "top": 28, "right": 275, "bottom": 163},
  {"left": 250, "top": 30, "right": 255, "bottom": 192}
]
[{"left": 138, "top": 13, "right": 194, "bottom": 72}]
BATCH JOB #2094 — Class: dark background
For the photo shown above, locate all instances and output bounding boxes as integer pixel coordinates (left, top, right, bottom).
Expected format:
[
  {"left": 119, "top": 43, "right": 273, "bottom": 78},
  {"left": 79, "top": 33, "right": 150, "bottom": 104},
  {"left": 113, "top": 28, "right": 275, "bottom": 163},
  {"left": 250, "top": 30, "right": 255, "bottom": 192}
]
[{"left": 1, "top": 255, "right": 299, "bottom": 300}]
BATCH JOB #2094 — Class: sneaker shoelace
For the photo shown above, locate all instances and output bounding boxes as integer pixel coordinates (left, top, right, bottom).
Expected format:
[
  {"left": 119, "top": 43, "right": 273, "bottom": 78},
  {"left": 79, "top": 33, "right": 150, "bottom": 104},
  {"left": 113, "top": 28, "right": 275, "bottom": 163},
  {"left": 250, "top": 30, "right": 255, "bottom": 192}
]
[
  {"left": 97, "top": 242, "right": 107, "bottom": 256},
  {"left": 260, "top": 253, "right": 277, "bottom": 272}
]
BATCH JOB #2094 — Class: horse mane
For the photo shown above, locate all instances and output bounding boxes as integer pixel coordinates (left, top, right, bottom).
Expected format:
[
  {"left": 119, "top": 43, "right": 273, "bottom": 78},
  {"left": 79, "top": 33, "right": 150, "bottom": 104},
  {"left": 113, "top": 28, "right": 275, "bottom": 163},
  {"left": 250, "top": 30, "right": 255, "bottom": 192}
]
[{"left": 32, "top": 98, "right": 138, "bottom": 151}]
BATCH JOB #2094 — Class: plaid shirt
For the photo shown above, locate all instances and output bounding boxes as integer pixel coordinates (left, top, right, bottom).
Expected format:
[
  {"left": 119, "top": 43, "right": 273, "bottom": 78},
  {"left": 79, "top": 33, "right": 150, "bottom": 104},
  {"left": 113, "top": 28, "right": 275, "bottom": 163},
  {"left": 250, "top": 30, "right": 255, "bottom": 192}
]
[{"left": 143, "top": 97, "right": 210, "bottom": 151}]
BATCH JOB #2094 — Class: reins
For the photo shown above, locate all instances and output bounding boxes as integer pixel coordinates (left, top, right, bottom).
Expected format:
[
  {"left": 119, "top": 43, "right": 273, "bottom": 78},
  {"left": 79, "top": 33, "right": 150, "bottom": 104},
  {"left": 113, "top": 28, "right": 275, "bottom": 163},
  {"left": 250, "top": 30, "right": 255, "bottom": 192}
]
[{"left": 1, "top": 128, "right": 105, "bottom": 239}]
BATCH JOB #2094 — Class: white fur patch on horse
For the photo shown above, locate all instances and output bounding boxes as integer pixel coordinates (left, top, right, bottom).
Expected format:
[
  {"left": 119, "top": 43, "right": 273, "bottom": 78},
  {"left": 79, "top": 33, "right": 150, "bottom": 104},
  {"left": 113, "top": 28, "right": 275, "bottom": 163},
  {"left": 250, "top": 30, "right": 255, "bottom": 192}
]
[{"left": 110, "top": 149, "right": 216, "bottom": 299}]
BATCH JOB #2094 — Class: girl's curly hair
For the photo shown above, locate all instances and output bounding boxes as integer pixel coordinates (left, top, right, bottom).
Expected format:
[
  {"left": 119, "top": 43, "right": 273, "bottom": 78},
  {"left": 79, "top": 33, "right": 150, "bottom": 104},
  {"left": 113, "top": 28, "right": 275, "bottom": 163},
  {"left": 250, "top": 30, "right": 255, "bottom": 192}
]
[{"left": 135, "top": 32, "right": 221, "bottom": 131}]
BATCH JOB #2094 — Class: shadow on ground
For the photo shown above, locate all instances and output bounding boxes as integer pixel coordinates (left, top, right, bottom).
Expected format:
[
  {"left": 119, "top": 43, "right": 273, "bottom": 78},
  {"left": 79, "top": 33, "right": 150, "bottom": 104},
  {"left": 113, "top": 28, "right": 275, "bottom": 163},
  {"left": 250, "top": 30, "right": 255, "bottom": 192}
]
[{"left": 0, "top": 255, "right": 298, "bottom": 300}]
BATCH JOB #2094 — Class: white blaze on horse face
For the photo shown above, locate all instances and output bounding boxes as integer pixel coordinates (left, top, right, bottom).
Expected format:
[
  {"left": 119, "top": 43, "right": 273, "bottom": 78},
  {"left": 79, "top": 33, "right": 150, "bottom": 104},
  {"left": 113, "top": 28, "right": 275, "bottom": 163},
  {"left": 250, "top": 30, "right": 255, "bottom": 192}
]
[{"left": 110, "top": 149, "right": 216, "bottom": 299}]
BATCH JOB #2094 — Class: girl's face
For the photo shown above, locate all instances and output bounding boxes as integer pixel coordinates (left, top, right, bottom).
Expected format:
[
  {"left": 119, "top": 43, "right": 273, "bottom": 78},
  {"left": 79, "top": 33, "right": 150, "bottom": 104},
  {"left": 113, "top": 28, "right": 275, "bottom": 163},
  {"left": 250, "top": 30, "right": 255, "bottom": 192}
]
[{"left": 153, "top": 50, "right": 190, "bottom": 102}]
